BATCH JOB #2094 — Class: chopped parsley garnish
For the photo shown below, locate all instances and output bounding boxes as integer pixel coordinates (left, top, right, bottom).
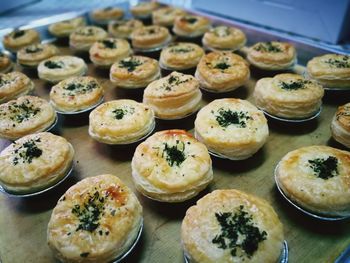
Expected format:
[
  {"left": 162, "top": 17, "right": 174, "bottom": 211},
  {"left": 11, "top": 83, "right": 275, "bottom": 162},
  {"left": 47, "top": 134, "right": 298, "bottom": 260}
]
[
  {"left": 214, "top": 62, "right": 230, "bottom": 70},
  {"left": 12, "top": 138, "right": 42, "bottom": 165},
  {"left": 336, "top": 105, "right": 350, "bottom": 120},
  {"left": 101, "top": 39, "right": 116, "bottom": 49},
  {"left": 80, "top": 252, "right": 89, "bottom": 258},
  {"left": 112, "top": 106, "right": 135, "bottom": 120},
  {"left": 63, "top": 81, "right": 98, "bottom": 96},
  {"left": 161, "top": 74, "right": 189, "bottom": 91},
  {"left": 181, "top": 16, "right": 197, "bottom": 24},
  {"left": 119, "top": 58, "right": 142, "bottom": 72},
  {"left": 3, "top": 99, "right": 41, "bottom": 123},
  {"left": 325, "top": 56, "right": 350, "bottom": 68},
  {"left": 254, "top": 42, "right": 282, "bottom": 53},
  {"left": 161, "top": 140, "right": 186, "bottom": 167},
  {"left": 214, "top": 108, "right": 252, "bottom": 128},
  {"left": 76, "top": 28, "right": 94, "bottom": 36},
  {"left": 0, "top": 75, "right": 11, "bottom": 86},
  {"left": 168, "top": 43, "right": 194, "bottom": 53},
  {"left": 308, "top": 156, "right": 338, "bottom": 180},
  {"left": 12, "top": 30, "right": 25, "bottom": 39},
  {"left": 279, "top": 80, "right": 310, "bottom": 90},
  {"left": 44, "top": 60, "right": 64, "bottom": 69},
  {"left": 212, "top": 205, "right": 267, "bottom": 258},
  {"left": 71, "top": 191, "right": 105, "bottom": 232},
  {"left": 213, "top": 26, "right": 230, "bottom": 37},
  {"left": 25, "top": 45, "right": 43, "bottom": 53}
]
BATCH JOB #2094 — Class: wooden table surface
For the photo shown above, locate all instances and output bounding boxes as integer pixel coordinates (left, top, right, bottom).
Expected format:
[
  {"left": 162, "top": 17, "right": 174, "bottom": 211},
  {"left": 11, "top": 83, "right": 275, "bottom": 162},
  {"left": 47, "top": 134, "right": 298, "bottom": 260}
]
[{"left": 0, "top": 41, "right": 350, "bottom": 263}]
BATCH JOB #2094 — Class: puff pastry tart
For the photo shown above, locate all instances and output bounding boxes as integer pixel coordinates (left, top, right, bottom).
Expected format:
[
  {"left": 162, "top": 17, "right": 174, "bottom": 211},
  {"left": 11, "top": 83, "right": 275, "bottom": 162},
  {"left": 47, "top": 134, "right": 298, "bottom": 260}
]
[
  {"left": 152, "top": 7, "right": 186, "bottom": 27},
  {"left": 38, "top": 55, "right": 87, "bottom": 83},
  {"left": 182, "top": 189, "right": 284, "bottom": 263},
  {"left": 173, "top": 15, "right": 211, "bottom": 38},
  {"left": 90, "top": 7, "right": 124, "bottom": 24},
  {"left": 143, "top": 71, "right": 202, "bottom": 119},
  {"left": 89, "top": 99, "right": 155, "bottom": 144},
  {"left": 202, "top": 25, "right": 247, "bottom": 51},
  {"left": 254, "top": 73, "right": 324, "bottom": 119},
  {"left": 307, "top": 54, "right": 350, "bottom": 88},
  {"left": 195, "top": 51, "right": 250, "bottom": 93},
  {"left": 0, "top": 71, "right": 34, "bottom": 104},
  {"left": 48, "top": 17, "right": 86, "bottom": 38},
  {"left": 130, "top": 2, "right": 160, "bottom": 19},
  {"left": 276, "top": 145, "right": 350, "bottom": 217},
  {"left": 0, "top": 96, "right": 56, "bottom": 140},
  {"left": 89, "top": 38, "right": 132, "bottom": 68},
  {"left": 131, "top": 25, "right": 171, "bottom": 50},
  {"left": 110, "top": 55, "right": 160, "bottom": 88},
  {"left": 131, "top": 129, "right": 213, "bottom": 202},
  {"left": 17, "top": 43, "right": 59, "bottom": 67},
  {"left": 69, "top": 26, "right": 108, "bottom": 51},
  {"left": 247, "top": 41, "right": 296, "bottom": 71},
  {"left": 2, "top": 29, "right": 40, "bottom": 53},
  {"left": 159, "top": 42, "right": 204, "bottom": 71},
  {"left": 331, "top": 103, "right": 350, "bottom": 148},
  {"left": 108, "top": 19, "right": 144, "bottom": 39},
  {"left": 0, "top": 51, "right": 13, "bottom": 73},
  {"left": 0, "top": 132, "right": 74, "bottom": 194},
  {"left": 47, "top": 174, "right": 143, "bottom": 263},
  {"left": 195, "top": 98, "right": 268, "bottom": 160},
  {"left": 50, "top": 76, "right": 104, "bottom": 113}
]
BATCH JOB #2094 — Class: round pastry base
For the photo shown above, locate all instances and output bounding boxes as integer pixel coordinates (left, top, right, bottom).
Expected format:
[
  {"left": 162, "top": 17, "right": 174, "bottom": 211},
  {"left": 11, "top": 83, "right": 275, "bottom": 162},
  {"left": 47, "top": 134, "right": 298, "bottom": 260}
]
[
  {"left": 260, "top": 107, "right": 322, "bottom": 123},
  {"left": 274, "top": 164, "right": 350, "bottom": 221},
  {"left": 0, "top": 163, "right": 74, "bottom": 198},
  {"left": 183, "top": 240, "right": 289, "bottom": 263},
  {"left": 112, "top": 220, "right": 143, "bottom": 263},
  {"left": 52, "top": 96, "right": 104, "bottom": 115}
]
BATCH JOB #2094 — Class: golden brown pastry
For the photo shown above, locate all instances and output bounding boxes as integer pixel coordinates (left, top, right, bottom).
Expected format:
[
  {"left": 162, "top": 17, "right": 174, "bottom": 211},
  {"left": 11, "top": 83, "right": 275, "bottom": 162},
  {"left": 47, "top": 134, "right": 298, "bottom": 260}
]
[
  {"left": 307, "top": 54, "right": 350, "bottom": 88},
  {"left": 195, "top": 98, "right": 269, "bottom": 160},
  {"left": 247, "top": 41, "right": 296, "bottom": 70},
  {"left": 0, "top": 51, "right": 13, "bottom": 73},
  {"left": 182, "top": 189, "right": 284, "bottom": 263},
  {"left": 47, "top": 174, "right": 142, "bottom": 263},
  {"left": 130, "top": 2, "right": 159, "bottom": 18},
  {"left": 2, "top": 29, "right": 40, "bottom": 52},
  {"left": 152, "top": 7, "right": 186, "bottom": 27},
  {"left": 17, "top": 43, "right": 59, "bottom": 67},
  {"left": 48, "top": 17, "right": 86, "bottom": 38},
  {"left": 0, "top": 132, "right": 74, "bottom": 194},
  {"left": 108, "top": 19, "right": 144, "bottom": 39},
  {"left": 173, "top": 15, "right": 211, "bottom": 38},
  {"left": 202, "top": 25, "right": 247, "bottom": 51},
  {"left": 143, "top": 71, "right": 202, "bottom": 119},
  {"left": 89, "top": 38, "right": 132, "bottom": 68},
  {"left": 110, "top": 55, "right": 160, "bottom": 88},
  {"left": 90, "top": 7, "right": 124, "bottom": 24},
  {"left": 254, "top": 73, "right": 324, "bottom": 119},
  {"left": 195, "top": 51, "right": 250, "bottom": 92},
  {"left": 69, "top": 26, "right": 108, "bottom": 51},
  {"left": 331, "top": 103, "right": 350, "bottom": 148},
  {"left": 159, "top": 42, "right": 204, "bottom": 70},
  {"left": 38, "top": 55, "right": 87, "bottom": 83},
  {"left": 50, "top": 76, "right": 104, "bottom": 113},
  {"left": 276, "top": 145, "right": 350, "bottom": 217},
  {"left": 0, "top": 96, "right": 57, "bottom": 140},
  {"left": 131, "top": 25, "right": 171, "bottom": 50},
  {"left": 89, "top": 99, "right": 155, "bottom": 144},
  {"left": 0, "top": 71, "right": 34, "bottom": 104},
  {"left": 131, "top": 129, "right": 213, "bottom": 202}
]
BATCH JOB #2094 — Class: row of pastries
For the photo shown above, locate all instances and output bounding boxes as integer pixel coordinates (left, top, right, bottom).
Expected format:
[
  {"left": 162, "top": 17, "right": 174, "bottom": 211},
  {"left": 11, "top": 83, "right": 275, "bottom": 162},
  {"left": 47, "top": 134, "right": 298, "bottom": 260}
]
[{"left": 0, "top": 2, "right": 350, "bottom": 263}]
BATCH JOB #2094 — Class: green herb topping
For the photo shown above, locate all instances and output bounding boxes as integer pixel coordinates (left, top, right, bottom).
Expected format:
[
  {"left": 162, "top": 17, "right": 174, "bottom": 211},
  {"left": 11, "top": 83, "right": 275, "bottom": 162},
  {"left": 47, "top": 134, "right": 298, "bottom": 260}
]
[
  {"left": 12, "top": 138, "right": 42, "bottom": 165},
  {"left": 112, "top": 106, "right": 135, "bottom": 120},
  {"left": 308, "top": 156, "right": 338, "bottom": 180},
  {"left": 279, "top": 79, "right": 311, "bottom": 90},
  {"left": 80, "top": 252, "right": 89, "bottom": 258},
  {"left": 0, "top": 75, "right": 11, "bottom": 87},
  {"left": 254, "top": 42, "right": 282, "bottom": 53},
  {"left": 25, "top": 45, "right": 43, "bottom": 53},
  {"left": 1, "top": 99, "right": 41, "bottom": 123},
  {"left": 44, "top": 60, "right": 64, "bottom": 69},
  {"left": 212, "top": 205, "right": 267, "bottom": 258},
  {"left": 181, "top": 16, "right": 197, "bottom": 24},
  {"left": 336, "top": 105, "right": 350, "bottom": 120},
  {"left": 214, "top": 62, "right": 230, "bottom": 70},
  {"left": 161, "top": 74, "right": 190, "bottom": 91},
  {"left": 161, "top": 140, "right": 186, "bottom": 167},
  {"left": 12, "top": 30, "right": 25, "bottom": 39},
  {"left": 71, "top": 191, "right": 105, "bottom": 232},
  {"left": 168, "top": 43, "right": 194, "bottom": 53},
  {"left": 119, "top": 58, "right": 142, "bottom": 72},
  {"left": 213, "top": 26, "right": 230, "bottom": 37},
  {"left": 214, "top": 108, "right": 252, "bottom": 128},
  {"left": 325, "top": 56, "right": 350, "bottom": 68},
  {"left": 101, "top": 39, "right": 116, "bottom": 49},
  {"left": 63, "top": 81, "right": 98, "bottom": 97},
  {"left": 76, "top": 28, "right": 95, "bottom": 36}
]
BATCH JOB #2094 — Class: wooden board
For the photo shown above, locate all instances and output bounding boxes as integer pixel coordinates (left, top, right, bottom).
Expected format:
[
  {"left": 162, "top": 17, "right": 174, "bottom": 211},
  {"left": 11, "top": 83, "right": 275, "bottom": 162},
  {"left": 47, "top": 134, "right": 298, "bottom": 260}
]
[{"left": 1, "top": 33, "right": 350, "bottom": 263}]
